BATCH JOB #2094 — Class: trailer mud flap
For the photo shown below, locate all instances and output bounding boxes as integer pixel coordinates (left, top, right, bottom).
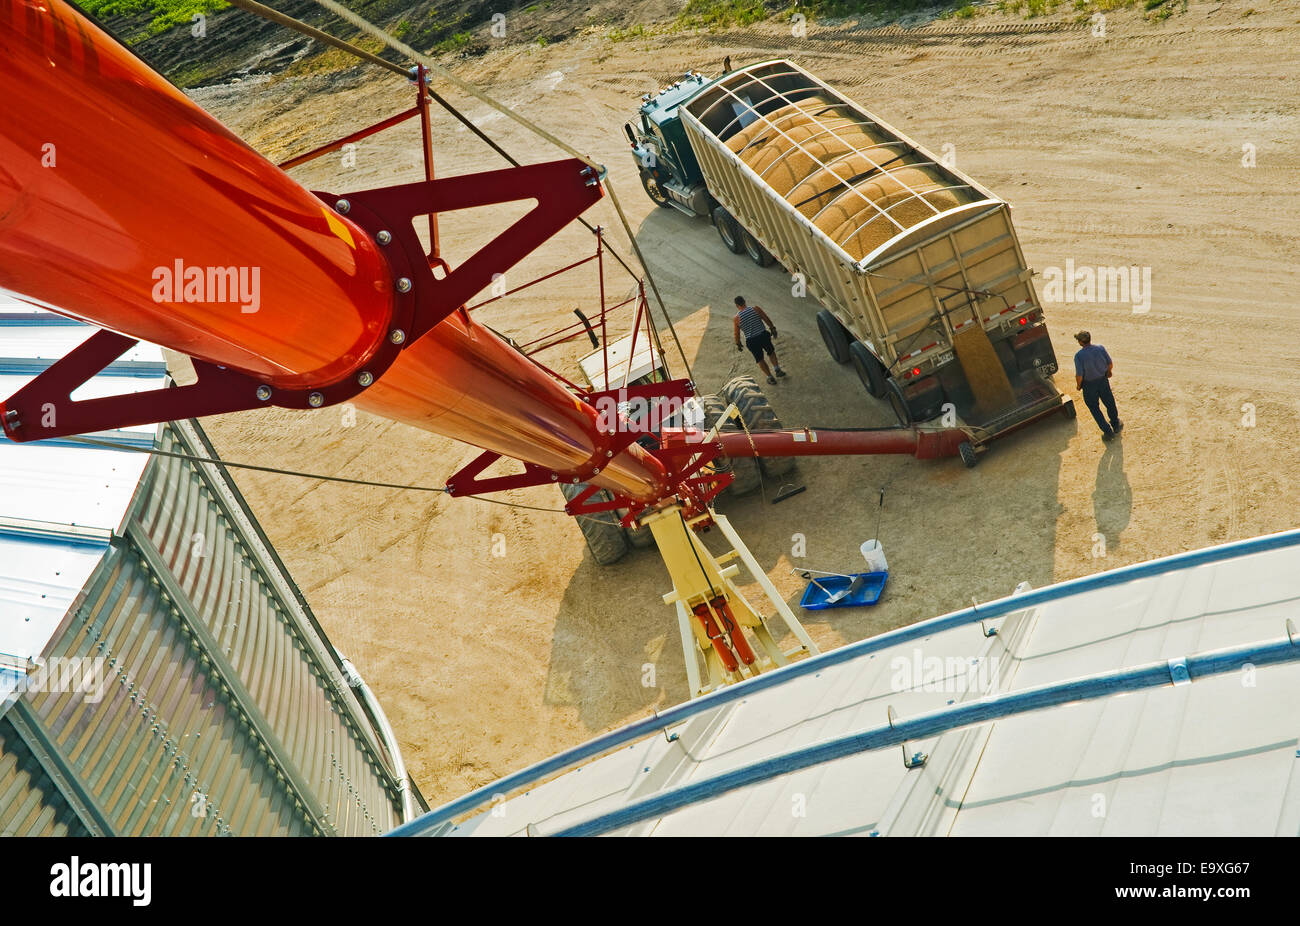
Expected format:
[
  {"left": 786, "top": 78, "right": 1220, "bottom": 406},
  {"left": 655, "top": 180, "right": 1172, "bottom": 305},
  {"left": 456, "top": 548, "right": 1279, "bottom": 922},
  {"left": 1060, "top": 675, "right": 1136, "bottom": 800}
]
[{"left": 1012, "top": 324, "right": 1058, "bottom": 376}]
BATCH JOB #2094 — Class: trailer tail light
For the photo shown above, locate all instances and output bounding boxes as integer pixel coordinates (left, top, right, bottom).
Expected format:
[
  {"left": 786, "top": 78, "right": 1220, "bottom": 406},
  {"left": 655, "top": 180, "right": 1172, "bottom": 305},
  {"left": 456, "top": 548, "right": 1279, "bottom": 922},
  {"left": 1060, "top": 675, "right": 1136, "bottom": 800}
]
[
  {"left": 1018, "top": 317, "right": 1028, "bottom": 325},
  {"left": 911, "top": 367, "right": 921, "bottom": 377}
]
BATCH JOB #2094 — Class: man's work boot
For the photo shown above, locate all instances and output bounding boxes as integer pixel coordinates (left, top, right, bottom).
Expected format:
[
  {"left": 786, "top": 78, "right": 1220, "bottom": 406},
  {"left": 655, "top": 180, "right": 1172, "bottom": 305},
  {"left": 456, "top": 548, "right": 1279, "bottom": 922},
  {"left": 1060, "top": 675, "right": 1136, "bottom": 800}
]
[
  {"left": 1113, "top": 421, "right": 1124, "bottom": 435},
  {"left": 774, "top": 367, "right": 787, "bottom": 378},
  {"left": 767, "top": 375, "right": 777, "bottom": 385}
]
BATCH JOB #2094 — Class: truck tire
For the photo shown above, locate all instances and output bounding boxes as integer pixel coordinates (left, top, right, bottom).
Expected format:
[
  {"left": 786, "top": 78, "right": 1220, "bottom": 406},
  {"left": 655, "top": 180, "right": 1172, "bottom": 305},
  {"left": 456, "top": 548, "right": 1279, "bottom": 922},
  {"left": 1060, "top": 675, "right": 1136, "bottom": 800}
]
[
  {"left": 849, "top": 341, "right": 888, "bottom": 398},
  {"left": 885, "top": 378, "right": 912, "bottom": 427},
  {"left": 816, "top": 309, "right": 852, "bottom": 364},
  {"left": 712, "top": 206, "right": 745, "bottom": 255},
  {"left": 640, "top": 171, "right": 672, "bottom": 208},
  {"left": 721, "top": 376, "right": 796, "bottom": 478},
  {"left": 742, "top": 229, "right": 776, "bottom": 267},
  {"left": 701, "top": 394, "right": 762, "bottom": 495},
  {"left": 560, "top": 482, "right": 629, "bottom": 565}
]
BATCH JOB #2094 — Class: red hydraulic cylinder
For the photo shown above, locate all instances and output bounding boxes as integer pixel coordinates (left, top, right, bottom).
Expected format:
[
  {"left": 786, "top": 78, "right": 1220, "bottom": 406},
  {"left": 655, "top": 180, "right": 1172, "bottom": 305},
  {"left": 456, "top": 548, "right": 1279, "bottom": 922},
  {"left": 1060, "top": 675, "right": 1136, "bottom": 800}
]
[{"left": 0, "top": 0, "right": 669, "bottom": 502}]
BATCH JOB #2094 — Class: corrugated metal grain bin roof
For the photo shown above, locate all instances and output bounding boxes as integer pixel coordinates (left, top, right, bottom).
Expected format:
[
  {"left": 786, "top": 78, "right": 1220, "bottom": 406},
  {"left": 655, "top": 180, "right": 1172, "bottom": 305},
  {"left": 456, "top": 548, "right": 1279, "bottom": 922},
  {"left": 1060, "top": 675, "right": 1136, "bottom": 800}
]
[
  {"left": 0, "top": 298, "right": 418, "bottom": 835},
  {"left": 433, "top": 533, "right": 1300, "bottom": 836}
]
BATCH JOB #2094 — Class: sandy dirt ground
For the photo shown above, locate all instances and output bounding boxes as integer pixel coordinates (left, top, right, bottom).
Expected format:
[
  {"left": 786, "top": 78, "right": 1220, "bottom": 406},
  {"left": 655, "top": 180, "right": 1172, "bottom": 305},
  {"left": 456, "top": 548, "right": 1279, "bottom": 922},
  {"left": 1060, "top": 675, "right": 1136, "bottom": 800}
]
[{"left": 190, "top": 1, "right": 1300, "bottom": 806}]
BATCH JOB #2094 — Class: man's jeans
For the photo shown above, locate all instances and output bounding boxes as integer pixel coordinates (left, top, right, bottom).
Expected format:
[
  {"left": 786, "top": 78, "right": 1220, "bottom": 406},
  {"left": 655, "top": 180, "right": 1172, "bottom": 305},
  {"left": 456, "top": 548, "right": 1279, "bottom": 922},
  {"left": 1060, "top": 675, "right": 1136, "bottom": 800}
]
[{"left": 1081, "top": 378, "right": 1120, "bottom": 435}]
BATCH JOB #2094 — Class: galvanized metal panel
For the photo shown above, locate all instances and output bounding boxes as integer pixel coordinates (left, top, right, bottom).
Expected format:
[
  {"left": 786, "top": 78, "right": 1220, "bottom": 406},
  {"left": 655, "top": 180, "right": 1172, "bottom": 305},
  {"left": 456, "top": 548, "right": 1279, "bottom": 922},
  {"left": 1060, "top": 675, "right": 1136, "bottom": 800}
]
[
  {"left": 126, "top": 422, "right": 403, "bottom": 835},
  {"left": 2, "top": 304, "right": 412, "bottom": 835},
  {"left": 20, "top": 543, "right": 317, "bottom": 835},
  {"left": 0, "top": 714, "right": 92, "bottom": 837}
]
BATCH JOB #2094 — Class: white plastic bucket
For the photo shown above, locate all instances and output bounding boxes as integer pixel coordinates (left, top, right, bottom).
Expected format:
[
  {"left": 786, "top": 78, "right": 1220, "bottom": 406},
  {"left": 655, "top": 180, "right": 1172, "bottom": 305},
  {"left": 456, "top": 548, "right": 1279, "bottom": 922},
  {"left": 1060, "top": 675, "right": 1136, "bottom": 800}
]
[{"left": 860, "top": 539, "right": 888, "bottom": 573}]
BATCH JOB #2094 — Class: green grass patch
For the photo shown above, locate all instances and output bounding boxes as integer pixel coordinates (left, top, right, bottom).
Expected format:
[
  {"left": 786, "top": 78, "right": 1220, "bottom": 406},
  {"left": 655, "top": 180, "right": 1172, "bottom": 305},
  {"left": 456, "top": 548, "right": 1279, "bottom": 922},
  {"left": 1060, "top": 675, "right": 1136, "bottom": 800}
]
[
  {"left": 676, "top": 0, "right": 773, "bottom": 29},
  {"left": 998, "top": 0, "right": 1183, "bottom": 16},
  {"left": 610, "top": 22, "right": 653, "bottom": 40},
  {"left": 80, "top": 0, "right": 229, "bottom": 38},
  {"left": 787, "top": 0, "right": 956, "bottom": 18},
  {"left": 673, "top": 1, "right": 979, "bottom": 30}
]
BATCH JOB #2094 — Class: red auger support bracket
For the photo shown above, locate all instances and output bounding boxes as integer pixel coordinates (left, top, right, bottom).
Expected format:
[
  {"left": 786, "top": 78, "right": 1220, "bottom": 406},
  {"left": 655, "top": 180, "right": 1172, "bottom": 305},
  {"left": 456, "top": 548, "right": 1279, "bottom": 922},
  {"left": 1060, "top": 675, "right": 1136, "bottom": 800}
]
[
  {"left": 321, "top": 158, "right": 606, "bottom": 345},
  {"left": 1, "top": 329, "right": 266, "bottom": 442},
  {"left": 445, "top": 426, "right": 648, "bottom": 499}
]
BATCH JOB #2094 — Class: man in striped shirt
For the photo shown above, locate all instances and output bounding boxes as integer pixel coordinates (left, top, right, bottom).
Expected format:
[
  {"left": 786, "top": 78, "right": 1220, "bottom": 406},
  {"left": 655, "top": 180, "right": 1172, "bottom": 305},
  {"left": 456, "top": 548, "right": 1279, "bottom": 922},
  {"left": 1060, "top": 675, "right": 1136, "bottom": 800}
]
[{"left": 733, "top": 296, "right": 786, "bottom": 385}]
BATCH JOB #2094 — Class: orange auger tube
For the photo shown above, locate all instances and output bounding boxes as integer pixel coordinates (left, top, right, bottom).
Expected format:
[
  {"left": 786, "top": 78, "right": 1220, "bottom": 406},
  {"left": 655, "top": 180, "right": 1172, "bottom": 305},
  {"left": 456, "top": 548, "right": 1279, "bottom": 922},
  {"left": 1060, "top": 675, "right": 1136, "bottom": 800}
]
[{"left": 0, "top": 0, "right": 670, "bottom": 502}]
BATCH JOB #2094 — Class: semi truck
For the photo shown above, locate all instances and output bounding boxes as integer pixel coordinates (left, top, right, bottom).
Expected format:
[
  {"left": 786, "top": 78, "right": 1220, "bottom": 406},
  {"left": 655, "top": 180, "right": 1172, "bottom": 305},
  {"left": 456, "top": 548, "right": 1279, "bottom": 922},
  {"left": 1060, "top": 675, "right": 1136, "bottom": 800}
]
[{"left": 624, "top": 59, "right": 1073, "bottom": 454}]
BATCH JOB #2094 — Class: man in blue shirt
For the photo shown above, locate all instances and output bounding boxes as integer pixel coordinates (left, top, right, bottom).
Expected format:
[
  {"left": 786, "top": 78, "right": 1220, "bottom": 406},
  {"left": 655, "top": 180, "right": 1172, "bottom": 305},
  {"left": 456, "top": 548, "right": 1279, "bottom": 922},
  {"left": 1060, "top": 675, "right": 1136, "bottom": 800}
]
[{"left": 1073, "top": 331, "right": 1123, "bottom": 441}]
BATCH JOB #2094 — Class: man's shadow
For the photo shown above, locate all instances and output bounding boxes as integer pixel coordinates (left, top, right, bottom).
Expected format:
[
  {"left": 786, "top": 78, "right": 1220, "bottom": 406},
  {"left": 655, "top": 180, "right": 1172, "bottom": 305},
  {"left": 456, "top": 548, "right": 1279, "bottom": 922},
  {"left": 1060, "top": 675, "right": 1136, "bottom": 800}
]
[{"left": 1094, "top": 438, "right": 1132, "bottom": 549}]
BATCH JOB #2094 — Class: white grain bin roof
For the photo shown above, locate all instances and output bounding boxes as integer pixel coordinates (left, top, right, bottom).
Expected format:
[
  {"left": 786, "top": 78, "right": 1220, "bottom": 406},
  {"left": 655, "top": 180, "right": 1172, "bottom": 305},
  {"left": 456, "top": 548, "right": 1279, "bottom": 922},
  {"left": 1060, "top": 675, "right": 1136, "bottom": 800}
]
[
  {"left": 411, "top": 530, "right": 1300, "bottom": 836},
  {"left": 0, "top": 295, "right": 165, "bottom": 702}
]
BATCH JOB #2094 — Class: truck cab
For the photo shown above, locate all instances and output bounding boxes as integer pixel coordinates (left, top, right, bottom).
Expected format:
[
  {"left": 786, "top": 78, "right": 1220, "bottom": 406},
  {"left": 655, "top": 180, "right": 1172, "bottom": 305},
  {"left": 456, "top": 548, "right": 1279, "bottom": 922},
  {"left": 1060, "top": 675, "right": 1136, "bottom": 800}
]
[
  {"left": 625, "top": 69, "right": 777, "bottom": 267},
  {"left": 626, "top": 72, "right": 716, "bottom": 217}
]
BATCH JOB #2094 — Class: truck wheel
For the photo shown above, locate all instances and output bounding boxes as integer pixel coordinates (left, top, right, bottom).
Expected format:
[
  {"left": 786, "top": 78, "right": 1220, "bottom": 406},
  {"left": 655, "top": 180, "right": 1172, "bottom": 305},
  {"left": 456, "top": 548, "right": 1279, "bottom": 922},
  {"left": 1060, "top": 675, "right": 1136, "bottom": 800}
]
[
  {"left": 885, "top": 378, "right": 912, "bottom": 427},
  {"left": 849, "top": 341, "right": 888, "bottom": 398},
  {"left": 958, "top": 441, "right": 978, "bottom": 469},
  {"left": 701, "top": 393, "right": 762, "bottom": 495},
  {"left": 560, "top": 482, "right": 629, "bottom": 565},
  {"left": 816, "top": 309, "right": 852, "bottom": 364},
  {"left": 721, "top": 375, "right": 796, "bottom": 478},
  {"left": 1061, "top": 399, "right": 1077, "bottom": 420},
  {"left": 742, "top": 229, "right": 775, "bottom": 267},
  {"left": 640, "top": 171, "right": 672, "bottom": 208},
  {"left": 712, "top": 206, "right": 745, "bottom": 255}
]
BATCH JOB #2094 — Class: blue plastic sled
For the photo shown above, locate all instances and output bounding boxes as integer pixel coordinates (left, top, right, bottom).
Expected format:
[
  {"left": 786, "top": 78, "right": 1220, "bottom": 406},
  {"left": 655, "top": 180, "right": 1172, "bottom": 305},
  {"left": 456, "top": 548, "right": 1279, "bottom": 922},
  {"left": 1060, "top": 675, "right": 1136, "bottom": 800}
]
[{"left": 798, "top": 571, "right": 888, "bottom": 610}]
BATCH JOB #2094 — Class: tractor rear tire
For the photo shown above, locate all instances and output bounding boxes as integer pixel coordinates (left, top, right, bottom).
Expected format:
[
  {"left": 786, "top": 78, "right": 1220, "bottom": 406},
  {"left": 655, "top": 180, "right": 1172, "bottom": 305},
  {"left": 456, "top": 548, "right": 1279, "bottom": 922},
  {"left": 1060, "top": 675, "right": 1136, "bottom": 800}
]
[
  {"left": 701, "top": 394, "right": 763, "bottom": 495},
  {"left": 742, "top": 229, "right": 776, "bottom": 267},
  {"left": 849, "top": 341, "right": 888, "bottom": 399},
  {"left": 816, "top": 309, "right": 852, "bottom": 364},
  {"left": 560, "top": 482, "right": 629, "bottom": 565},
  {"left": 712, "top": 206, "right": 745, "bottom": 255},
  {"left": 721, "top": 375, "right": 796, "bottom": 479}
]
